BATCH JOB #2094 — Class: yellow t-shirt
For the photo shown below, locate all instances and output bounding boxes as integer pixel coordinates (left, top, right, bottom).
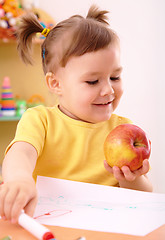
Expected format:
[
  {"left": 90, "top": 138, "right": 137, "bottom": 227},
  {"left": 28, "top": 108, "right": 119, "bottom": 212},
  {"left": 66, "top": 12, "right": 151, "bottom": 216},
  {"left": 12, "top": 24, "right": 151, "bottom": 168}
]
[{"left": 6, "top": 105, "right": 132, "bottom": 186}]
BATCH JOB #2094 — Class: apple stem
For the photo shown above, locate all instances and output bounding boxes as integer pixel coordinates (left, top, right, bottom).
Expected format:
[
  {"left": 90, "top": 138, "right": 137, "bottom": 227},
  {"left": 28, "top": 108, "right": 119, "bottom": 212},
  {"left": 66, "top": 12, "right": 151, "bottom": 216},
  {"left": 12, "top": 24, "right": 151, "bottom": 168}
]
[{"left": 133, "top": 142, "right": 146, "bottom": 147}]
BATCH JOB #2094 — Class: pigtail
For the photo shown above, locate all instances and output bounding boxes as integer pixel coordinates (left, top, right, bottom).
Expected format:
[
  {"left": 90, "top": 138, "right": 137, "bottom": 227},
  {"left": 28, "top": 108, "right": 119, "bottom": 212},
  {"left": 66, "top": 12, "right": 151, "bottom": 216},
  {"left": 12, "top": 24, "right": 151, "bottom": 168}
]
[
  {"left": 86, "top": 5, "right": 109, "bottom": 25},
  {"left": 16, "top": 12, "right": 44, "bottom": 65}
]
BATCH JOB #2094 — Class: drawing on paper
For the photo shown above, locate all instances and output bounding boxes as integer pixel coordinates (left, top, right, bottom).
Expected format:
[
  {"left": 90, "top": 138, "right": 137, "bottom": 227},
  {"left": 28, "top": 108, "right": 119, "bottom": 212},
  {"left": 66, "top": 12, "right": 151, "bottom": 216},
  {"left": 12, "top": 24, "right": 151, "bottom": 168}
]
[
  {"left": 34, "top": 194, "right": 165, "bottom": 221},
  {"left": 34, "top": 209, "right": 72, "bottom": 220}
]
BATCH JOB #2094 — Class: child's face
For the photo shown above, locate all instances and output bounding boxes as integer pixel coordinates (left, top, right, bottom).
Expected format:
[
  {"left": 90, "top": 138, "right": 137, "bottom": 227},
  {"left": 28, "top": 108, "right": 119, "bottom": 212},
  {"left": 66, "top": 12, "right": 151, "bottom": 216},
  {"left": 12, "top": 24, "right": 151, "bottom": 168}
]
[{"left": 54, "top": 44, "right": 123, "bottom": 123}]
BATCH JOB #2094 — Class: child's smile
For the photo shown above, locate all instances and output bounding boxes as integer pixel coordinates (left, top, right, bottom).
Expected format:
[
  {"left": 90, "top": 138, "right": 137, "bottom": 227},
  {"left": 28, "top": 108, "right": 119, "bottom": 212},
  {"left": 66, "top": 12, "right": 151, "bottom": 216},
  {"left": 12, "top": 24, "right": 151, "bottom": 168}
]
[{"left": 93, "top": 96, "right": 115, "bottom": 106}]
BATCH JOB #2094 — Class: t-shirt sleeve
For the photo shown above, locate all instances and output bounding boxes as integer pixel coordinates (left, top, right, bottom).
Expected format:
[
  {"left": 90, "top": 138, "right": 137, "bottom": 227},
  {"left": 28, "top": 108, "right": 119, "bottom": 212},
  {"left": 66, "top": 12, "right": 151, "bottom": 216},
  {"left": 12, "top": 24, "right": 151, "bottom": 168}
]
[
  {"left": 5, "top": 106, "right": 47, "bottom": 156},
  {"left": 110, "top": 114, "right": 133, "bottom": 129},
  {"left": 118, "top": 116, "right": 133, "bottom": 125}
]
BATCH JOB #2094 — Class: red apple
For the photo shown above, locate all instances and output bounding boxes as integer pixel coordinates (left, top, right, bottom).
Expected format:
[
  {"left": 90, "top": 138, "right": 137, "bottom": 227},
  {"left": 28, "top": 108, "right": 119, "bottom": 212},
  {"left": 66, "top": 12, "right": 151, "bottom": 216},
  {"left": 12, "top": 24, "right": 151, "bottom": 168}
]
[{"left": 104, "top": 124, "right": 151, "bottom": 171}]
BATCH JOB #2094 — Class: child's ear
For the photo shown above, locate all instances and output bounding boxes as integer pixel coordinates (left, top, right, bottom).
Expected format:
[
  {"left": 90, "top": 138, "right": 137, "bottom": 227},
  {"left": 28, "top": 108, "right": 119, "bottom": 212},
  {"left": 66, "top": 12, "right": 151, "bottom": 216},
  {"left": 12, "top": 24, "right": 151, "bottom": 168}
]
[{"left": 46, "top": 72, "right": 62, "bottom": 95}]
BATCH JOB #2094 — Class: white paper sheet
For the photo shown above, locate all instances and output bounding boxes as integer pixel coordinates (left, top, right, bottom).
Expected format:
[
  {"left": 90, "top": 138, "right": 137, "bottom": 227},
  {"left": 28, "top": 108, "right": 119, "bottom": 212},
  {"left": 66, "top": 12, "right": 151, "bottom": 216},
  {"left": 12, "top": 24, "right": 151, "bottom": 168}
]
[{"left": 34, "top": 176, "right": 165, "bottom": 236}]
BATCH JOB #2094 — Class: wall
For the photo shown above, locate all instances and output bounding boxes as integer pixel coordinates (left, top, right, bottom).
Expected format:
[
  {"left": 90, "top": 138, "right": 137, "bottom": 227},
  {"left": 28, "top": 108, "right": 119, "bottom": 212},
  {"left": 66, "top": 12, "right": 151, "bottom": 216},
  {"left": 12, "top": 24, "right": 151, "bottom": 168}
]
[{"left": 39, "top": 0, "right": 165, "bottom": 193}]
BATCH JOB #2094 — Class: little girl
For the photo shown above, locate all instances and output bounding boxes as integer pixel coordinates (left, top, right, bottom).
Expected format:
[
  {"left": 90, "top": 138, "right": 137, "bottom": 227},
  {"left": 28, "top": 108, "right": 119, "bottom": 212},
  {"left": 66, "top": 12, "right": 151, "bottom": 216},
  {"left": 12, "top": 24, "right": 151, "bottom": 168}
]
[{"left": 0, "top": 5, "right": 152, "bottom": 224}]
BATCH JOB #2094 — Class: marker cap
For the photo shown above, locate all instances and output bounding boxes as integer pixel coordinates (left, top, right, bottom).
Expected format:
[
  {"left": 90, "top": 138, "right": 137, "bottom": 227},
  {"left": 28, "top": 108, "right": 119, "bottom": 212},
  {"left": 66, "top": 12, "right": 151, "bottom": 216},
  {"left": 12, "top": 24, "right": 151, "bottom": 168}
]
[{"left": 43, "top": 232, "right": 55, "bottom": 240}]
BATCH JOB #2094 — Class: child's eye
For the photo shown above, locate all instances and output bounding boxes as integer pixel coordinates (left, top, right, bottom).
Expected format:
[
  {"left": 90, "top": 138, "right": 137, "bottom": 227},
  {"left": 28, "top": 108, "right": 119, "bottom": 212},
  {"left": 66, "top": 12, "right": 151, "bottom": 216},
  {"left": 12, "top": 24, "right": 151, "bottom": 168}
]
[
  {"left": 110, "top": 77, "right": 120, "bottom": 81},
  {"left": 86, "top": 80, "right": 98, "bottom": 85}
]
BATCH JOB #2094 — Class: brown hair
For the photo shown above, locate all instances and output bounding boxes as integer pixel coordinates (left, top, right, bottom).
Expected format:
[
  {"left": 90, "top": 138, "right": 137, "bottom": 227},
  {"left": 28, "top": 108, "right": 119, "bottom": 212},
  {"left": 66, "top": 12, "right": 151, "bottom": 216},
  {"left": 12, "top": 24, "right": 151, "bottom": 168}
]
[{"left": 16, "top": 5, "right": 119, "bottom": 74}]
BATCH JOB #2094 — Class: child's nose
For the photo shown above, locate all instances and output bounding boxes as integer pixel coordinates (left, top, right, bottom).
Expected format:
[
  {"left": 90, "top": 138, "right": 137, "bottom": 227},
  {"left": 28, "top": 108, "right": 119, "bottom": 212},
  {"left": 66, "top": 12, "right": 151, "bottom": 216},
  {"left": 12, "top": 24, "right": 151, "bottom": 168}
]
[{"left": 100, "top": 81, "right": 114, "bottom": 96}]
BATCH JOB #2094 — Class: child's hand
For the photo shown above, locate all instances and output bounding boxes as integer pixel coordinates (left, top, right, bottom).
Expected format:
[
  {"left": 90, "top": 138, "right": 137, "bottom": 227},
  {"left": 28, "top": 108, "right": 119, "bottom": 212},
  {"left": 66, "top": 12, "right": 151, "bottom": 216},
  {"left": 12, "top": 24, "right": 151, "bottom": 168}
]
[
  {"left": 0, "top": 179, "right": 38, "bottom": 223},
  {"left": 104, "top": 159, "right": 150, "bottom": 182}
]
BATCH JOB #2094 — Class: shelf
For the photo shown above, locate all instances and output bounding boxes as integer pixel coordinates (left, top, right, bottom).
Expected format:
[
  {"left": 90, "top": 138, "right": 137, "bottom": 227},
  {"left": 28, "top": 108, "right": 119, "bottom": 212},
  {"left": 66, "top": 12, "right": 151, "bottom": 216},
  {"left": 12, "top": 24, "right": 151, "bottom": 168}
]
[
  {"left": 0, "top": 38, "right": 43, "bottom": 45},
  {"left": 0, "top": 115, "right": 21, "bottom": 121}
]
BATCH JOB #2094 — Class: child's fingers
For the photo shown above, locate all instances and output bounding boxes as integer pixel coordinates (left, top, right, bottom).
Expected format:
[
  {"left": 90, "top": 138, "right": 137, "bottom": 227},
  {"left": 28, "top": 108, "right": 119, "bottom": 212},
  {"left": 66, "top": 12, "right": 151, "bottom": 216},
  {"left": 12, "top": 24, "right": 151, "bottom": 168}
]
[
  {"left": 121, "top": 166, "right": 136, "bottom": 181},
  {"left": 0, "top": 180, "right": 37, "bottom": 223},
  {"left": 141, "top": 159, "right": 150, "bottom": 174},
  {"left": 3, "top": 187, "right": 19, "bottom": 221},
  {"left": 104, "top": 161, "right": 129, "bottom": 181},
  {"left": 24, "top": 195, "right": 38, "bottom": 217},
  {"left": 0, "top": 185, "right": 8, "bottom": 219},
  {"left": 0, "top": 185, "right": 16, "bottom": 220},
  {"left": 121, "top": 160, "right": 150, "bottom": 181},
  {"left": 112, "top": 166, "right": 125, "bottom": 181},
  {"left": 104, "top": 159, "right": 150, "bottom": 182},
  {"left": 133, "top": 159, "right": 150, "bottom": 176},
  {"left": 103, "top": 160, "right": 113, "bottom": 174},
  {"left": 10, "top": 190, "right": 29, "bottom": 223},
  {"left": 10, "top": 184, "right": 38, "bottom": 222}
]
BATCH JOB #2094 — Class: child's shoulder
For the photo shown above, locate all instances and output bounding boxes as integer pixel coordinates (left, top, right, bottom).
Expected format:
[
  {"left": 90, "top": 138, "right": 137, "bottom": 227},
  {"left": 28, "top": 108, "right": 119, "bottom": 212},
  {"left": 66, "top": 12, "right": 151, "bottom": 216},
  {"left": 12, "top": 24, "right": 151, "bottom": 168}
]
[
  {"left": 24, "top": 105, "right": 57, "bottom": 116},
  {"left": 20, "top": 105, "right": 58, "bottom": 124},
  {"left": 110, "top": 113, "right": 132, "bottom": 125}
]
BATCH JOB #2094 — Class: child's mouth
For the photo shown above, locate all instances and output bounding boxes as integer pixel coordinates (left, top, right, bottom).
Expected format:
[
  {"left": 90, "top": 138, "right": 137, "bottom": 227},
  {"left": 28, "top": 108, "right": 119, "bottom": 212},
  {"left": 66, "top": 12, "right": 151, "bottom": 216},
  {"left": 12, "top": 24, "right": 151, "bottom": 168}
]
[{"left": 93, "top": 101, "right": 112, "bottom": 106}]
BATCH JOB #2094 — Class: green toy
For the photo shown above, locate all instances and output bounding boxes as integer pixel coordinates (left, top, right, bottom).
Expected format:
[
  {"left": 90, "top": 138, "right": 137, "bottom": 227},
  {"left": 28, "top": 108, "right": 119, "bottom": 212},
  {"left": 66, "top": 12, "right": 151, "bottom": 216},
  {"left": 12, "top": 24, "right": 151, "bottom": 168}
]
[{"left": 16, "top": 99, "right": 27, "bottom": 117}]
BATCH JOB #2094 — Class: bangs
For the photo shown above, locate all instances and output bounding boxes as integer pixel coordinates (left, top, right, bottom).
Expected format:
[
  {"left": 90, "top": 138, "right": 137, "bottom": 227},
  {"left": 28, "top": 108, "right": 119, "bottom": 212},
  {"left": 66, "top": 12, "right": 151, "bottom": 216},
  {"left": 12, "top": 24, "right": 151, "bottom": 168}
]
[{"left": 60, "top": 19, "right": 117, "bottom": 67}]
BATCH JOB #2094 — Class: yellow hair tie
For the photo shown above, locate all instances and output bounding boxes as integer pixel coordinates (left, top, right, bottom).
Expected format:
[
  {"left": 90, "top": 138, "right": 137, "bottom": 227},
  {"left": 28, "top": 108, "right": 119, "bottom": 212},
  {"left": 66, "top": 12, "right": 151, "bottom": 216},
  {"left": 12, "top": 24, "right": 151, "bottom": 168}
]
[{"left": 41, "top": 28, "right": 50, "bottom": 37}]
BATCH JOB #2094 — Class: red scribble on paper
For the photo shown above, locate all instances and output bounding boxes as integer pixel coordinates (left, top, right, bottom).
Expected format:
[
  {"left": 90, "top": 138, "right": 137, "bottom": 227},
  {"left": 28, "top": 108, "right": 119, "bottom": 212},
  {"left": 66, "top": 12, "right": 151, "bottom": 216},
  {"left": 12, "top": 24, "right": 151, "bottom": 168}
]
[{"left": 34, "top": 209, "right": 72, "bottom": 220}]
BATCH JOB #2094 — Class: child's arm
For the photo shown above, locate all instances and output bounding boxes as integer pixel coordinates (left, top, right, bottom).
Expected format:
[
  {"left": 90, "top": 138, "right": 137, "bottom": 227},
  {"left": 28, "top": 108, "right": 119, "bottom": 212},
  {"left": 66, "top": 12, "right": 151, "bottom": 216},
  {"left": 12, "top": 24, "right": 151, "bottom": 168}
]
[
  {"left": 104, "top": 159, "right": 153, "bottom": 192},
  {"left": 0, "top": 141, "right": 38, "bottom": 223}
]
